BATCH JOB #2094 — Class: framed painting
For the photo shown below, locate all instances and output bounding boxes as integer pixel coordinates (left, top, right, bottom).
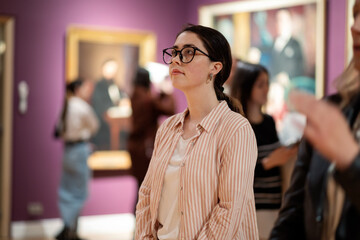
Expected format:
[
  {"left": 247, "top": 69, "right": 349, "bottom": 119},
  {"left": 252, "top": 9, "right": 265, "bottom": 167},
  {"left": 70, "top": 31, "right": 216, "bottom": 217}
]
[
  {"left": 66, "top": 26, "right": 156, "bottom": 170},
  {"left": 200, "top": 0, "right": 325, "bottom": 145}
]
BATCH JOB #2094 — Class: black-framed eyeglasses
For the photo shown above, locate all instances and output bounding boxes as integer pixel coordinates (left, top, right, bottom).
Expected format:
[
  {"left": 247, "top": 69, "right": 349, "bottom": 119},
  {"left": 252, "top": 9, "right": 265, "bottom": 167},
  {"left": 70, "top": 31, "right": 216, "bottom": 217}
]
[{"left": 162, "top": 46, "right": 214, "bottom": 64}]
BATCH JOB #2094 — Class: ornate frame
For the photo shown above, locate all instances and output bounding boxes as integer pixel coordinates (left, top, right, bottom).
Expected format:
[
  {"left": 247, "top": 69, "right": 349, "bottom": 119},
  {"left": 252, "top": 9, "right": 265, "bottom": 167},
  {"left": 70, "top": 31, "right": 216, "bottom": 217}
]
[
  {"left": 0, "top": 15, "right": 14, "bottom": 239},
  {"left": 65, "top": 26, "right": 156, "bottom": 170}
]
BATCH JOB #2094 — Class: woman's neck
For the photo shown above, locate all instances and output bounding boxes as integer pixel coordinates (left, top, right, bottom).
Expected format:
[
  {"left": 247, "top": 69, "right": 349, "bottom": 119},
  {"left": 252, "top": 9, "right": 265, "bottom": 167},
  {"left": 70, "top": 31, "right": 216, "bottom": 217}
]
[
  {"left": 246, "top": 101, "right": 263, "bottom": 124},
  {"left": 181, "top": 87, "right": 219, "bottom": 139},
  {"left": 184, "top": 87, "right": 219, "bottom": 123}
]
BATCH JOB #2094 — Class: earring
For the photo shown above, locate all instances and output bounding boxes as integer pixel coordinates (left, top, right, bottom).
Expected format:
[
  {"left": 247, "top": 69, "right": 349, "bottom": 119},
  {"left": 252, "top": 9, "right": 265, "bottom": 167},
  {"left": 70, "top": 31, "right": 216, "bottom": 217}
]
[{"left": 206, "top": 73, "right": 213, "bottom": 84}]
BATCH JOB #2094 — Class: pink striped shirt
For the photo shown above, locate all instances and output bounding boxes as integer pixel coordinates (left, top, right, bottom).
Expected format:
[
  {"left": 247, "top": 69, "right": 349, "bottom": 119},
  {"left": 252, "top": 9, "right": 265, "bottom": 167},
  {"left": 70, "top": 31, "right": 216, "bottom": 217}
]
[{"left": 135, "top": 101, "right": 258, "bottom": 239}]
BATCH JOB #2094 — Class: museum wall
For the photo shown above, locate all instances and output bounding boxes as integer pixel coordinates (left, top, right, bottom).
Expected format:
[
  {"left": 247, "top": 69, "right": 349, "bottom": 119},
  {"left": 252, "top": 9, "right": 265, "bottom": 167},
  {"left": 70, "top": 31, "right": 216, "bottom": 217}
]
[{"left": 1, "top": 0, "right": 348, "bottom": 221}]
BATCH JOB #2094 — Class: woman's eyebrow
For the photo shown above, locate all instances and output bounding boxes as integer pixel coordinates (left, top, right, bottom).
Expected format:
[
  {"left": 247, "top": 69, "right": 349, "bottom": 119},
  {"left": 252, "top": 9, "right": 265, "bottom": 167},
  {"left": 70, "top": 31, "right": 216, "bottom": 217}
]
[{"left": 172, "top": 43, "right": 196, "bottom": 49}]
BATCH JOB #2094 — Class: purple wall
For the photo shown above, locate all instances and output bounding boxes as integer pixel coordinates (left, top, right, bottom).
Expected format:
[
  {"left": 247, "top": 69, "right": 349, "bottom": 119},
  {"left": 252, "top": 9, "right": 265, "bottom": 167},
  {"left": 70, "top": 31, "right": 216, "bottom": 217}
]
[
  {"left": 2, "top": 0, "right": 188, "bottom": 221},
  {"left": 2, "top": 0, "right": 347, "bottom": 221}
]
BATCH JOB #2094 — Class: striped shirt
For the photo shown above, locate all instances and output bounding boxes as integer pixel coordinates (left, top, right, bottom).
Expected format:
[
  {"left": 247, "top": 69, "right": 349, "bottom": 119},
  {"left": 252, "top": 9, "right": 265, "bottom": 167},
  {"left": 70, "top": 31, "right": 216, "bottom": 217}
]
[{"left": 135, "top": 101, "right": 258, "bottom": 239}]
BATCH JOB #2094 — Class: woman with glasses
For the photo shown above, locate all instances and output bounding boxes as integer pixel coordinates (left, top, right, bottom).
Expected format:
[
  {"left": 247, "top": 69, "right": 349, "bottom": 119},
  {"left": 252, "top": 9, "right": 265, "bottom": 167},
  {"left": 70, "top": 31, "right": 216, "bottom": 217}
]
[{"left": 135, "top": 24, "right": 258, "bottom": 239}]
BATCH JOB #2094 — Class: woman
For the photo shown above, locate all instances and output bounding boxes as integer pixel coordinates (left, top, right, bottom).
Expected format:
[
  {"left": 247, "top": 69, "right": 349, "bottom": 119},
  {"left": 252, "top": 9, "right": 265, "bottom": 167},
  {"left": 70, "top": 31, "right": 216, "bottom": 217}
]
[
  {"left": 135, "top": 25, "right": 258, "bottom": 239},
  {"left": 270, "top": 1, "right": 360, "bottom": 239},
  {"left": 55, "top": 79, "right": 99, "bottom": 240},
  {"left": 231, "top": 62, "right": 297, "bottom": 239}
]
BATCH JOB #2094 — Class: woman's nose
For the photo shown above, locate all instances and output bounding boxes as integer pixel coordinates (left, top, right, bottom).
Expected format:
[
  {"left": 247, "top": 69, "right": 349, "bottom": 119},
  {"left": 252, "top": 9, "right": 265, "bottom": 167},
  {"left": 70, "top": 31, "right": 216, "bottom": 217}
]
[{"left": 171, "top": 52, "right": 181, "bottom": 65}]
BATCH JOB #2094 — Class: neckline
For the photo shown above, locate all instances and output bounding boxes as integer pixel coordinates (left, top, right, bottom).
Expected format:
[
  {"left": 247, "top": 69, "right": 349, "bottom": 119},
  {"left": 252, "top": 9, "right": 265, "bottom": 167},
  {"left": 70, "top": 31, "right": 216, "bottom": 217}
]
[{"left": 180, "top": 134, "right": 196, "bottom": 142}]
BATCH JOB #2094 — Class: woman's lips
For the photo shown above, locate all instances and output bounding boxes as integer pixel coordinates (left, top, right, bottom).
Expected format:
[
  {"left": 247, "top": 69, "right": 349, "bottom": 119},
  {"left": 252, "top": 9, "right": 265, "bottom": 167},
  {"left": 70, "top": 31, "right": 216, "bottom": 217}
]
[{"left": 171, "top": 69, "right": 183, "bottom": 75}]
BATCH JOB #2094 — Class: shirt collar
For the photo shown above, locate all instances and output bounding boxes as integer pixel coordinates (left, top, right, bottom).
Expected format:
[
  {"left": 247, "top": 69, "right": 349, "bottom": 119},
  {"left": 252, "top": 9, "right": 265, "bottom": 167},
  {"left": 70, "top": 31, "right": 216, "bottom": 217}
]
[{"left": 173, "top": 101, "right": 230, "bottom": 133}]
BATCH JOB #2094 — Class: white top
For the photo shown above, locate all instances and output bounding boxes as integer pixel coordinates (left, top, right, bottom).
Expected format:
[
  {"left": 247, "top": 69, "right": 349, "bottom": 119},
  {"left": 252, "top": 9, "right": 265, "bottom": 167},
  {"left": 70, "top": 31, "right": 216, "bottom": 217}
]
[
  {"left": 63, "top": 96, "right": 99, "bottom": 142},
  {"left": 157, "top": 136, "right": 190, "bottom": 240}
]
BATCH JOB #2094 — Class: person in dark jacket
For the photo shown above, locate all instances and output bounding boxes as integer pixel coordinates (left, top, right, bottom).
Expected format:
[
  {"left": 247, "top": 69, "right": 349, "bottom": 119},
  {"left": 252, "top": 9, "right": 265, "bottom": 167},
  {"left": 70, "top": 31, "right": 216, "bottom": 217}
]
[
  {"left": 270, "top": 1, "right": 360, "bottom": 239},
  {"left": 127, "top": 67, "right": 175, "bottom": 212}
]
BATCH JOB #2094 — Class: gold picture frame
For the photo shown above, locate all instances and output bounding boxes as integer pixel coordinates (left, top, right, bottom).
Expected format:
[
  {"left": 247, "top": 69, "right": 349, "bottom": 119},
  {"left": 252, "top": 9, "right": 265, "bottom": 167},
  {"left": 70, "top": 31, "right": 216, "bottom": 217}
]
[
  {"left": 65, "top": 26, "right": 156, "bottom": 170},
  {"left": 0, "top": 15, "right": 14, "bottom": 239}
]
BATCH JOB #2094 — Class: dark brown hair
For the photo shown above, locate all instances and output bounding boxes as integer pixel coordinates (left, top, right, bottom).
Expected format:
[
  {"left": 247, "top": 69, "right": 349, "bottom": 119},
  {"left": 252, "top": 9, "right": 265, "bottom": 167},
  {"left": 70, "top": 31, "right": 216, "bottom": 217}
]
[
  {"left": 231, "top": 61, "right": 269, "bottom": 117},
  {"left": 177, "top": 24, "right": 242, "bottom": 113}
]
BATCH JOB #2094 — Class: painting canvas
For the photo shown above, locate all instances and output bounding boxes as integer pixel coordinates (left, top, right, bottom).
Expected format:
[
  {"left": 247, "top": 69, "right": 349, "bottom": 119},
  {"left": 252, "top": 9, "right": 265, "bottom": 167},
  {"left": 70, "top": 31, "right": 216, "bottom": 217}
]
[
  {"left": 200, "top": 0, "right": 325, "bottom": 145},
  {"left": 66, "top": 26, "right": 156, "bottom": 169}
]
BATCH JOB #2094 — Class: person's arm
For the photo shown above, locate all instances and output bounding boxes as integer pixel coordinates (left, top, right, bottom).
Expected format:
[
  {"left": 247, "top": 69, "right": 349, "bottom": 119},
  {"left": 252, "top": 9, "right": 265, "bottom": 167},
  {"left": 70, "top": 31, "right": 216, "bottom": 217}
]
[
  {"left": 197, "top": 124, "right": 258, "bottom": 239},
  {"left": 262, "top": 145, "right": 298, "bottom": 170},
  {"left": 135, "top": 124, "right": 165, "bottom": 239},
  {"left": 289, "top": 91, "right": 360, "bottom": 210},
  {"left": 289, "top": 91, "right": 359, "bottom": 171},
  {"left": 270, "top": 139, "right": 311, "bottom": 240},
  {"left": 134, "top": 171, "right": 154, "bottom": 239},
  {"left": 83, "top": 103, "right": 100, "bottom": 136},
  {"left": 334, "top": 153, "right": 360, "bottom": 211},
  {"left": 261, "top": 114, "right": 298, "bottom": 170}
]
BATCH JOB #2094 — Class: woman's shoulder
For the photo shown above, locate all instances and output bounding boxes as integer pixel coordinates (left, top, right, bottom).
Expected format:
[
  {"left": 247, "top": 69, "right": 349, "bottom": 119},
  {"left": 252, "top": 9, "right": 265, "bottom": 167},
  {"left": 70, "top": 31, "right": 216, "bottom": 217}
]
[
  {"left": 262, "top": 113, "right": 276, "bottom": 124},
  {"left": 70, "top": 96, "right": 91, "bottom": 109},
  {"left": 222, "top": 109, "right": 251, "bottom": 130}
]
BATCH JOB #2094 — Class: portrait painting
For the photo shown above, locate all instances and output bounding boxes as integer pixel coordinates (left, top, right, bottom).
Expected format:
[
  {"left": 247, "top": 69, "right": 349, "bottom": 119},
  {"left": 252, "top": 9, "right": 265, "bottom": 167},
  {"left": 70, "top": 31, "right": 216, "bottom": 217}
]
[
  {"left": 200, "top": 0, "right": 325, "bottom": 145},
  {"left": 66, "top": 26, "right": 156, "bottom": 170}
]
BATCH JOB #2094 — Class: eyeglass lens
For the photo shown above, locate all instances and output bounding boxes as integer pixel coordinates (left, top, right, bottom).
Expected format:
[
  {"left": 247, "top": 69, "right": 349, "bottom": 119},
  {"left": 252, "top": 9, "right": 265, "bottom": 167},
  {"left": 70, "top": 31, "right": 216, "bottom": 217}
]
[{"left": 163, "top": 47, "right": 196, "bottom": 64}]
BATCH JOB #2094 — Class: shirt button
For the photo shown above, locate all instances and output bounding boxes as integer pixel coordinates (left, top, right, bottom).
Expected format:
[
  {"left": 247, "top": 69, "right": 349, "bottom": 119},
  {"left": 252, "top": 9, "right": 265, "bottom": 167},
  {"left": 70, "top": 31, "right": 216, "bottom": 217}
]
[
  {"left": 181, "top": 162, "right": 185, "bottom": 167},
  {"left": 181, "top": 211, "right": 184, "bottom": 215},
  {"left": 180, "top": 186, "right": 183, "bottom": 190}
]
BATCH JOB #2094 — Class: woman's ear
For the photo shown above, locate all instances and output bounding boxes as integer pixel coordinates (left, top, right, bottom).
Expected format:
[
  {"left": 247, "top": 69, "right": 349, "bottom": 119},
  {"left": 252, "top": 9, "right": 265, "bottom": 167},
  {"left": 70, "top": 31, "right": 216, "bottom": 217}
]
[{"left": 210, "top": 61, "right": 223, "bottom": 76}]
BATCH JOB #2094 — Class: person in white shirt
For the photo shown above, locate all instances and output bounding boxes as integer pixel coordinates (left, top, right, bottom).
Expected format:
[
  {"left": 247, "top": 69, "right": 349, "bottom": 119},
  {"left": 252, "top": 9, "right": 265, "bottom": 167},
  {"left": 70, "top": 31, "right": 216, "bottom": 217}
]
[{"left": 55, "top": 78, "right": 99, "bottom": 240}]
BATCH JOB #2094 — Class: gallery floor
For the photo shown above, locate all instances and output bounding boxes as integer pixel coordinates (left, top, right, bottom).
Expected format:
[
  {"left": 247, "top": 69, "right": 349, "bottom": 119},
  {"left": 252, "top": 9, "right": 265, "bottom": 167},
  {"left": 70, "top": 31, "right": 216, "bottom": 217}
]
[{"left": 11, "top": 213, "right": 135, "bottom": 240}]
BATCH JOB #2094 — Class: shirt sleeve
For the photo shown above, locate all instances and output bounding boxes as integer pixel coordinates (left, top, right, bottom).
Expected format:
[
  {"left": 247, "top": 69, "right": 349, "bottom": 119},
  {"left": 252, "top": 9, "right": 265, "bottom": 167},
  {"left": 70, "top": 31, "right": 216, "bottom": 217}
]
[
  {"left": 334, "top": 152, "right": 360, "bottom": 211},
  {"left": 83, "top": 103, "right": 99, "bottom": 136},
  {"left": 135, "top": 124, "right": 165, "bottom": 239},
  {"left": 197, "top": 123, "right": 258, "bottom": 239},
  {"left": 76, "top": 100, "right": 99, "bottom": 140}
]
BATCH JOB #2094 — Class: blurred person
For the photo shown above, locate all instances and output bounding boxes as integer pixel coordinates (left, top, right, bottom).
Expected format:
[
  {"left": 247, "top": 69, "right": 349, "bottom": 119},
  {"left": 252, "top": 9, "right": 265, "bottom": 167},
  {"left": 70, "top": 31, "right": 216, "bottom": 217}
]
[
  {"left": 54, "top": 78, "right": 99, "bottom": 240},
  {"left": 127, "top": 67, "right": 175, "bottom": 212},
  {"left": 223, "top": 56, "right": 239, "bottom": 95},
  {"left": 91, "top": 59, "right": 129, "bottom": 150},
  {"left": 270, "top": 9, "right": 305, "bottom": 81},
  {"left": 135, "top": 24, "right": 258, "bottom": 239},
  {"left": 231, "top": 61, "right": 297, "bottom": 239},
  {"left": 270, "top": 1, "right": 360, "bottom": 239}
]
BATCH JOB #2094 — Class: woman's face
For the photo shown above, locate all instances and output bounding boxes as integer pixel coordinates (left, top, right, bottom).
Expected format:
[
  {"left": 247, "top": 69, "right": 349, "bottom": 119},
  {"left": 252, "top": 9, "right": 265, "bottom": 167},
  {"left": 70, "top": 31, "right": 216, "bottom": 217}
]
[
  {"left": 169, "top": 31, "right": 219, "bottom": 91},
  {"left": 250, "top": 71, "right": 269, "bottom": 106},
  {"left": 352, "top": 0, "right": 360, "bottom": 70},
  {"left": 77, "top": 80, "right": 94, "bottom": 102}
]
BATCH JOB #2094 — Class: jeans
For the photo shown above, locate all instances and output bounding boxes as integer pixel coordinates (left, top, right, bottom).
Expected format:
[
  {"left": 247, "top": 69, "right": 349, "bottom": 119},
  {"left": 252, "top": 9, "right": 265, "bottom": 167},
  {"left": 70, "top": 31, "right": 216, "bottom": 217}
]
[{"left": 58, "top": 142, "right": 91, "bottom": 229}]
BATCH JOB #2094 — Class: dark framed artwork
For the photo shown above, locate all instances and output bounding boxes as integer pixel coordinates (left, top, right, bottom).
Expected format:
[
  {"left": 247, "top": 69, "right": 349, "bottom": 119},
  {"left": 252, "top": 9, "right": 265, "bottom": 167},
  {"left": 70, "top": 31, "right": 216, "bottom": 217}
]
[
  {"left": 66, "top": 26, "right": 156, "bottom": 170},
  {"left": 200, "top": 0, "right": 325, "bottom": 145}
]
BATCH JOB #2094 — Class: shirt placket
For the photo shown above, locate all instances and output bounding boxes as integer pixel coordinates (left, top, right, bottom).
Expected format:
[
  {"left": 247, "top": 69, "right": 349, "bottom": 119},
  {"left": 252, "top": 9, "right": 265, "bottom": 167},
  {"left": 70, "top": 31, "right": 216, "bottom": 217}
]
[{"left": 178, "top": 125, "right": 203, "bottom": 239}]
